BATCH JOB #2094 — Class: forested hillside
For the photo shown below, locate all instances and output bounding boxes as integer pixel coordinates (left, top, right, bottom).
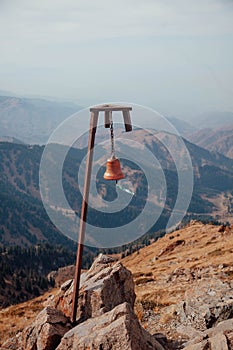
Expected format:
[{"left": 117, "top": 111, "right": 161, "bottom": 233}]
[{"left": 0, "top": 244, "right": 75, "bottom": 307}]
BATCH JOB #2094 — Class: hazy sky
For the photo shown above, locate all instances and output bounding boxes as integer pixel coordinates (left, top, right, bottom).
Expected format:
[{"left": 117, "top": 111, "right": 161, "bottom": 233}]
[{"left": 1, "top": 0, "right": 233, "bottom": 118}]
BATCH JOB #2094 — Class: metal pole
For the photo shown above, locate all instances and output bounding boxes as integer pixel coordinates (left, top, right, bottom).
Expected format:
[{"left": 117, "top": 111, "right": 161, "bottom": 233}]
[{"left": 71, "top": 111, "right": 99, "bottom": 324}]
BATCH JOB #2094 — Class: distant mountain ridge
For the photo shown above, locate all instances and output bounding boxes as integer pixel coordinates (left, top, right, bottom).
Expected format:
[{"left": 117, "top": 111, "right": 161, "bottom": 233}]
[
  {"left": 0, "top": 136, "right": 24, "bottom": 144},
  {"left": 167, "top": 117, "right": 197, "bottom": 136},
  {"left": 0, "top": 95, "right": 81, "bottom": 144},
  {"left": 188, "top": 124, "right": 233, "bottom": 159}
]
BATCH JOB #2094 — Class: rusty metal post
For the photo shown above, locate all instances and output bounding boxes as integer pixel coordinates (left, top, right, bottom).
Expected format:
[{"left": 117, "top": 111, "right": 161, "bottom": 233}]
[{"left": 71, "top": 110, "right": 99, "bottom": 324}]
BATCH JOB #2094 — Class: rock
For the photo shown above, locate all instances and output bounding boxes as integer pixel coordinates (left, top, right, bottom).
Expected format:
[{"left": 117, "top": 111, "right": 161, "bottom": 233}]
[
  {"left": 88, "top": 253, "right": 117, "bottom": 274},
  {"left": 226, "top": 330, "right": 233, "bottom": 349},
  {"left": 218, "top": 225, "right": 226, "bottom": 233},
  {"left": 2, "top": 307, "right": 71, "bottom": 350},
  {"left": 208, "top": 333, "right": 228, "bottom": 350},
  {"left": 56, "top": 302, "right": 165, "bottom": 350},
  {"left": 206, "top": 318, "right": 233, "bottom": 337},
  {"left": 158, "top": 240, "right": 185, "bottom": 257},
  {"left": 60, "top": 279, "right": 72, "bottom": 291},
  {"left": 167, "top": 267, "right": 194, "bottom": 282},
  {"left": 49, "top": 254, "right": 135, "bottom": 323},
  {"left": 176, "top": 325, "right": 203, "bottom": 340},
  {"left": 176, "top": 278, "right": 233, "bottom": 332},
  {"left": 1, "top": 334, "right": 22, "bottom": 350},
  {"left": 184, "top": 332, "right": 230, "bottom": 350},
  {"left": 183, "top": 318, "right": 233, "bottom": 349},
  {"left": 47, "top": 265, "right": 75, "bottom": 287},
  {"left": 183, "top": 340, "right": 209, "bottom": 350}
]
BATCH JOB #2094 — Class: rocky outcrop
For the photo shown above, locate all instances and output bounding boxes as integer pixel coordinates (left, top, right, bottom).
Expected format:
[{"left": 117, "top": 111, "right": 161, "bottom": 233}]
[
  {"left": 47, "top": 253, "right": 135, "bottom": 324},
  {"left": 57, "top": 302, "right": 164, "bottom": 350},
  {"left": 3, "top": 252, "right": 233, "bottom": 350},
  {"left": 2, "top": 255, "right": 163, "bottom": 350},
  {"left": 182, "top": 319, "right": 233, "bottom": 349},
  {"left": 1, "top": 307, "right": 71, "bottom": 350},
  {"left": 47, "top": 265, "right": 75, "bottom": 287},
  {"left": 174, "top": 279, "right": 233, "bottom": 349},
  {"left": 177, "top": 278, "right": 233, "bottom": 332}
]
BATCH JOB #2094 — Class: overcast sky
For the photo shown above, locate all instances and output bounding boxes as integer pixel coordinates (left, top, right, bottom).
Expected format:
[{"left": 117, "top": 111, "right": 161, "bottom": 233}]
[{"left": 0, "top": 0, "right": 233, "bottom": 118}]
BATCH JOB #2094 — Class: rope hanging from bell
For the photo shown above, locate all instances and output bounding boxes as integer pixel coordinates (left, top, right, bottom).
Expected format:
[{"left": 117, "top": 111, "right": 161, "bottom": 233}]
[{"left": 103, "top": 120, "right": 124, "bottom": 182}]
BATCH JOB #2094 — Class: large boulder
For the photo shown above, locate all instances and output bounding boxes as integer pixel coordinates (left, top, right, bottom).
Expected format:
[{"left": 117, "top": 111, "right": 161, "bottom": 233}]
[
  {"left": 2, "top": 307, "right": 71, "bottom": 350},
  {"left": 183, "top": 319, "right": 233, "bottom": 349},
  {"left": 48, "top": 254, "right": 136, "bottom": 323},
  {"left": 56, "top": 302, "right": 165, "bottom": 350}
]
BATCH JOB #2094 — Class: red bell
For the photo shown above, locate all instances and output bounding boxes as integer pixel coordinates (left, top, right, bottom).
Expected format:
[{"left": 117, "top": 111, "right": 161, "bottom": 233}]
[{"left": 104, "top": 157, "right": 124, "bottom": 181}]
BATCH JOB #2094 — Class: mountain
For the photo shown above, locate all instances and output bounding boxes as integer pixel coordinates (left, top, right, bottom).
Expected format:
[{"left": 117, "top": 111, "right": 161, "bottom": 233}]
[
  {"left": 0, "top": 95, "right": 80, "bottom": 144},
  {"left": 188, "top": 125, "right": 233, "bottom": 159},
  {"left": 0, "top": 130, "right": 233, "bottom": 249},
  {"left": 167, "top": 117, "right": 197, "bottom": 136},
  {"left": 0, "top": 136, "right": 24, "bottom": 144},
  {"left": 0, "top": 142, "right": 78, "bottom": 248},
  {"left": 0, "top": 89, "right": 18, "bottom": 97}
]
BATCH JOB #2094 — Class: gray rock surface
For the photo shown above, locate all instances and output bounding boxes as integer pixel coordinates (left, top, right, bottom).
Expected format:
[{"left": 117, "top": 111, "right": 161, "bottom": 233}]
[
  {"left": 183, "top": 341, "right": 209, "bottom": 350},
  {"left": 48, "top": 253, "right": 135, "bottom": 323},
  {"left": 177, "top": 278, "right": 233, "bottom": 332},
  {"left": 182, "top": 310, "right": 233, "bottom": 349},
  {"left": 208, "top": 334, "right": 229, "bottom": 350},
  {"left": 56, "top": 302, "right": 165, "bottom": 350},
  {"left": 2, "top": 307, "right": 71, "bottom": 350},
  {"left": 2, "top": 255, "right": 142, "bottom": 350}
]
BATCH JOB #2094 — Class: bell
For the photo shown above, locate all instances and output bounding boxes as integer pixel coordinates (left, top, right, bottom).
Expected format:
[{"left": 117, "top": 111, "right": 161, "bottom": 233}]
[{"left": 104, "top": 157, "right": 124, "bottom": 181}]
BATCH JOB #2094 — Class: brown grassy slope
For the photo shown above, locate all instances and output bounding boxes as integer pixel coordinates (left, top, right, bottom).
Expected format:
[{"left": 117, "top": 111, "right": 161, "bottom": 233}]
[{"left": 122, "top": 221, "right": 233, "bottom": 315}]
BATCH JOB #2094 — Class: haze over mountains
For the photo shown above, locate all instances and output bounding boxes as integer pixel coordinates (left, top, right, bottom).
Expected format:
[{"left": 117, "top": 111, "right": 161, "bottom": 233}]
[
  {"left": 0, "top": 93, "right": 232, "bottom": 149},
  {"left": 0, "top": 95, "right": 80, "bottom": 144}
]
